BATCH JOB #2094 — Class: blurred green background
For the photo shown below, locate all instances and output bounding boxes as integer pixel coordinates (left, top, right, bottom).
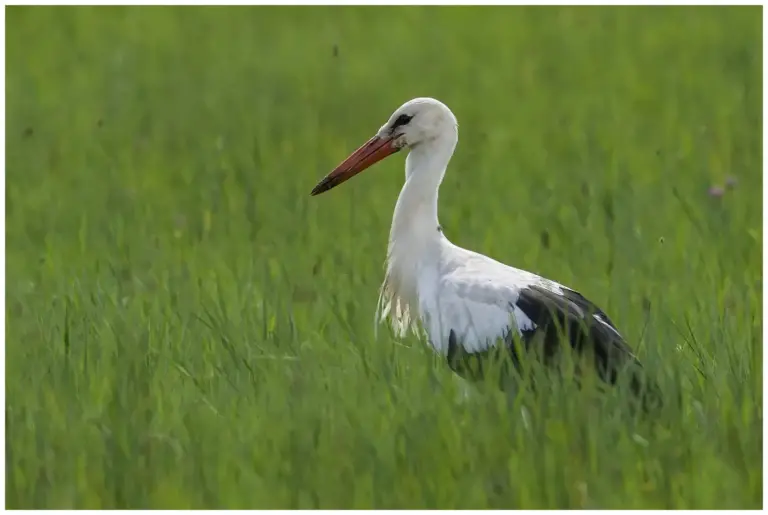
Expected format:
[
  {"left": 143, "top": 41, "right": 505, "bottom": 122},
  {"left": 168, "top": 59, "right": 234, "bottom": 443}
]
[{"left": 6, "top": 6, "right": 762, "bottom": 509}]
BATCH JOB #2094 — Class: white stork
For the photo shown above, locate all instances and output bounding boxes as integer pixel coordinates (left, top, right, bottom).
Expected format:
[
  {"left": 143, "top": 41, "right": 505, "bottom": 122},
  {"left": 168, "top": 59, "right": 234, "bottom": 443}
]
[{"left": 311, "top": 97, "right": 656, "bottom": 402}]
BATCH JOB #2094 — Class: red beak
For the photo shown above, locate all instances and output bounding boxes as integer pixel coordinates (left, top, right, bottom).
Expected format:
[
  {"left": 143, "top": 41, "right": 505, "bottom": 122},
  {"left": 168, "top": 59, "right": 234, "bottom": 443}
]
[{"left": 311, "top": 135, "right": 400, "bottom": 196}]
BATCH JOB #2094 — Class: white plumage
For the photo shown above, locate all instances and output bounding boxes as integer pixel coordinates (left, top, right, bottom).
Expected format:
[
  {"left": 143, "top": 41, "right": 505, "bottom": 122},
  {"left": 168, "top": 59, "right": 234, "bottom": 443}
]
[
  {"left": 312, "top": 97, "right": 647, "bottom": 393},
  {"left": 378, "top": 236, "right": 546, "bottom": 354}
]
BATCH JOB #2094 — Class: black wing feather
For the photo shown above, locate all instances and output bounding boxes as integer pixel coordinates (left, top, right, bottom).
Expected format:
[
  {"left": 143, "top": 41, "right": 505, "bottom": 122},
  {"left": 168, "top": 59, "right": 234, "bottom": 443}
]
[{"left": 513, "top": 284, "right": 641, "bottom": 385}]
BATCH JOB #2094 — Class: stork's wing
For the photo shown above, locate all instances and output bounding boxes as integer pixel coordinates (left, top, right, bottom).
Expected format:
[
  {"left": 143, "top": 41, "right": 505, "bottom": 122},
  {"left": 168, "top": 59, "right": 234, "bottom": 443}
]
[
  {"left": 441, "top": 271, "right": 641, "bottom": 389},
  {"left": 437, "top": 249, "right": 659, "bottom": 407},
  {"left": 513, "top": 284, "right": 641, "bottom": 384}
]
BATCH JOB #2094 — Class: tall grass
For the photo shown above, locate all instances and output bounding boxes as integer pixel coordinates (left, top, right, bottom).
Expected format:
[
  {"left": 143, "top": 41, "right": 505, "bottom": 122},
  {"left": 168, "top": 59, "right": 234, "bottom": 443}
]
[{"left": 6, "top": 6, "right": 762, "bottom": 508}]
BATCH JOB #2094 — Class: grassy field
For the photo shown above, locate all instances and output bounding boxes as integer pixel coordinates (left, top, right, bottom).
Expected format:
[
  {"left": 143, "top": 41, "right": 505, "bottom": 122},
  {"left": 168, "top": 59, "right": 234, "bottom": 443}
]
[{"left": 5, "top": 5, "right": 763, "bottom": 509}]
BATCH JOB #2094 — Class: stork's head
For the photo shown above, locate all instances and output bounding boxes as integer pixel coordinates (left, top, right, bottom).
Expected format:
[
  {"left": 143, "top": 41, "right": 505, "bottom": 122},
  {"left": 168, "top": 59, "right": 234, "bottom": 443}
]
[{"left": 310, "top": 97, "right": 458, "bottom": 196}]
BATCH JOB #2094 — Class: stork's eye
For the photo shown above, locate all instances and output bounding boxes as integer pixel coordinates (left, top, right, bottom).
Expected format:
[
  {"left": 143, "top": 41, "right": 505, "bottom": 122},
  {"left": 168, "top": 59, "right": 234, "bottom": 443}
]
[{"left": 392, "top": 114, "right": 413, "bottom": 129}]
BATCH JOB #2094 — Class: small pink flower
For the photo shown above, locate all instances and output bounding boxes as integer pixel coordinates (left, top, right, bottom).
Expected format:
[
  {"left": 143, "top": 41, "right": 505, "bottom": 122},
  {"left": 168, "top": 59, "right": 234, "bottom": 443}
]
[{"left": 708, "top": 186, "right": 725, "bottom": 198}]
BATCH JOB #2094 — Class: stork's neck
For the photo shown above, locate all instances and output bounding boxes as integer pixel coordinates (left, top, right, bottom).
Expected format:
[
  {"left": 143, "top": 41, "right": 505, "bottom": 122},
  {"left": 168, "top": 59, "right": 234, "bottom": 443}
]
[
  {"left": 378, "top": 128, "right": 458, "bottom": 334},
  {"left": 389, "top": 131, "right": 457, "bottom": 254}
]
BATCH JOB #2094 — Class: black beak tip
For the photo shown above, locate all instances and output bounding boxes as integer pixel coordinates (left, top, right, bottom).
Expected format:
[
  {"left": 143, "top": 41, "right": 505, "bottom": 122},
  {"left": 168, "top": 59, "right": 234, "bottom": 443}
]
[{"left": 310, "top": 176, "right": 334, "bottom": 196}]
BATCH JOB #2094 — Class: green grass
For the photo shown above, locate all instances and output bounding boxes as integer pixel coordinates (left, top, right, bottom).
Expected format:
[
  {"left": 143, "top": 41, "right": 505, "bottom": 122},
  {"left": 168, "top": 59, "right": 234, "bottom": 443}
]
[{"left": 6, "top": 5, "right": 763, "bottom": 509}]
